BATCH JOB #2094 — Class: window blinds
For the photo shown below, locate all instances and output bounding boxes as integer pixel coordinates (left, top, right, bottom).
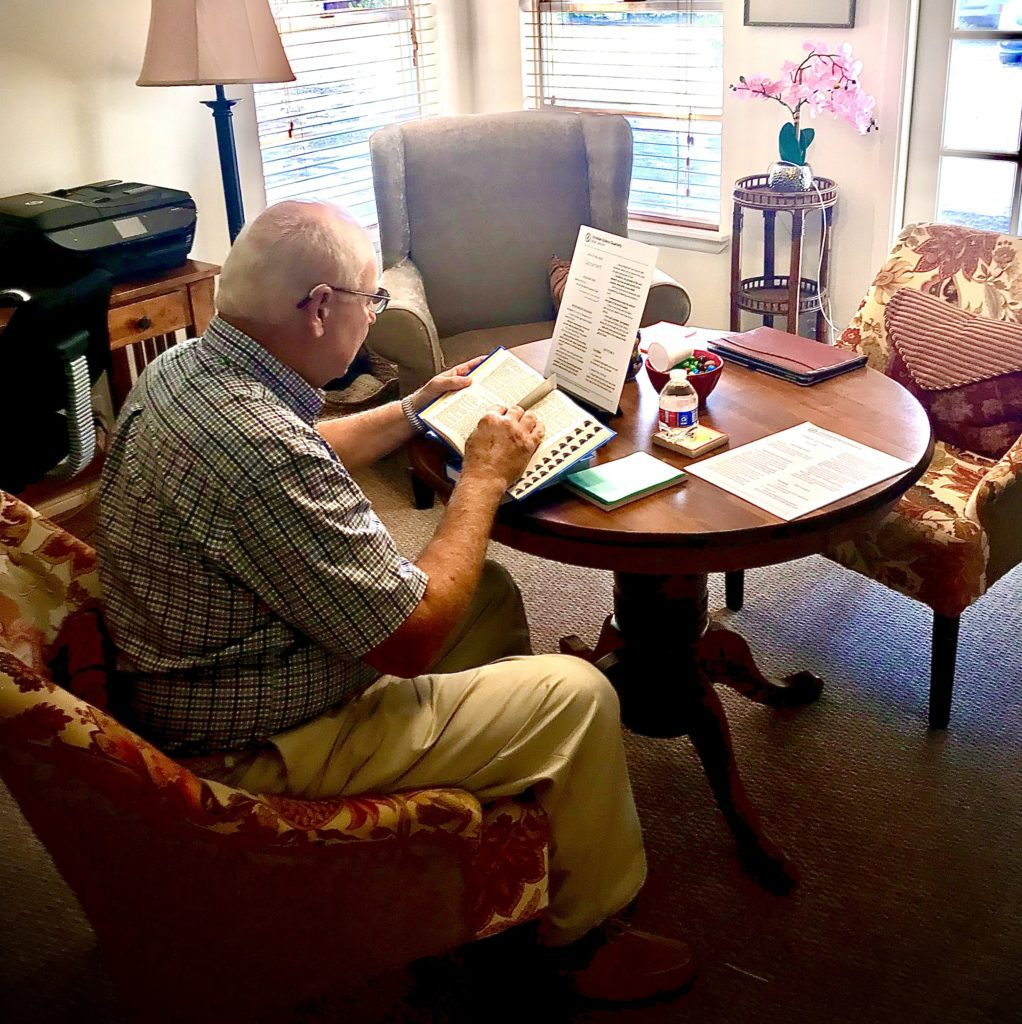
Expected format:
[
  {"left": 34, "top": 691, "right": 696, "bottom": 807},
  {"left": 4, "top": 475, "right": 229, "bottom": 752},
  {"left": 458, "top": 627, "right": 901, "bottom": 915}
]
[
  {"left": 254, "top": 1, "right": 438, "bottom": 232},
  {"left": 520, "top": 0, "right": 723, "bottom": 229}
]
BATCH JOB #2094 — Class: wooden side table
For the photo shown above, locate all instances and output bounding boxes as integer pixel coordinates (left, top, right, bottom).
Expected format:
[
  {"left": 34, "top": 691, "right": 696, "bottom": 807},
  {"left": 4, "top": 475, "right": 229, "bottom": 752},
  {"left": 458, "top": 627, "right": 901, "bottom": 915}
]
[
  {"left": 730, "top": 175, "right": 837, "bottom": 342},
  {"left": 107, "top": 259, "right": 219, "bottom": 410}
]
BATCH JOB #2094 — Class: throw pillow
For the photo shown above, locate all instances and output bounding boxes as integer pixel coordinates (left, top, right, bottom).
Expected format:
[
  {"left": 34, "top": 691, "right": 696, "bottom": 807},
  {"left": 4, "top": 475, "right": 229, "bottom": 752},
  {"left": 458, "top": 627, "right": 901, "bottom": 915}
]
[
  {"left": 883, "top": 289, "right": 1022, "bottom": 459},
  {"left": 549, "top": 256, "right": 571, "bottom": 310}
]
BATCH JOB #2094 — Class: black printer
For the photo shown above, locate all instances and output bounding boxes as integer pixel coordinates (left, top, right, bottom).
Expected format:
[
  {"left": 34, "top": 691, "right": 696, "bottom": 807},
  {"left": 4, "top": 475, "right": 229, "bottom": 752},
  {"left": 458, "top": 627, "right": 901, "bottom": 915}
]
[{"left": 0, "top": 180, "right": 196, "bottom": 285}]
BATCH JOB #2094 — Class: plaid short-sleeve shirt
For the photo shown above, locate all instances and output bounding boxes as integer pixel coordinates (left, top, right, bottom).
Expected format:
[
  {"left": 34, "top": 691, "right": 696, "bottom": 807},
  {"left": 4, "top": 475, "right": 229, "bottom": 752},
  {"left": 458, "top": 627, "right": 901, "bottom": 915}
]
[{"left": 97, "top": 316, "right": 427, "bottom": 756}]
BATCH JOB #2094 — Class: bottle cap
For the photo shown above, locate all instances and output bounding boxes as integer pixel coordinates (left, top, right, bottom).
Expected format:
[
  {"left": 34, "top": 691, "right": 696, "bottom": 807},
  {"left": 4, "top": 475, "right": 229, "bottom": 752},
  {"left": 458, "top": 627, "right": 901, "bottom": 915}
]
[{"left": 669, "top": 368, "right": 689, "bottom": 380}]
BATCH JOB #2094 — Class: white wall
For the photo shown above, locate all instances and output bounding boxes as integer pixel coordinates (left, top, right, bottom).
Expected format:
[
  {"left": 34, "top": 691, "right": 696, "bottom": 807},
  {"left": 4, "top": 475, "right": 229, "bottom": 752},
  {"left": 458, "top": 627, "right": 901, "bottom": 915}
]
[
  {"left": 0, "top": 0, "right": 266, "bottom": 269},
  {"left": 0, "top": 0, "right": 916, "bottom": 333}
]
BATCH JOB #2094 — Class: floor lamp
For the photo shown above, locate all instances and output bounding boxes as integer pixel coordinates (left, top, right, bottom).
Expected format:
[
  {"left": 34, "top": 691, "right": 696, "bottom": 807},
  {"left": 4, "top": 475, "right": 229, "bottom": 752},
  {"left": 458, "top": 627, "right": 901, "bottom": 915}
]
[{"left": 137, "top": 0, "right": 295, "bottom": 244}]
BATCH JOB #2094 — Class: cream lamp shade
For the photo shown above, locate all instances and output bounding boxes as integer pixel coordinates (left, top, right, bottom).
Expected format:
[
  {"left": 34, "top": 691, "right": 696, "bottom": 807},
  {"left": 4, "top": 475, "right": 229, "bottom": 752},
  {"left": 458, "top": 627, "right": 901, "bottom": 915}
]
[
  {"left": 137, "top": 0, "right": 295, "bottom": 87},
  {"left": 137, "top": 0, "right": 294, "bottom": 242}
]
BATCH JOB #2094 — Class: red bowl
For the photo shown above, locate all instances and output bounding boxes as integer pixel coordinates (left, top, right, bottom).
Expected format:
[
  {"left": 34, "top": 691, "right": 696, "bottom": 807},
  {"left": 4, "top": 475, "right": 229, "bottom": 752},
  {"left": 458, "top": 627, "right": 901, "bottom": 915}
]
[{"left": 645, "top": 349, "right": 724, "bottom": 405}]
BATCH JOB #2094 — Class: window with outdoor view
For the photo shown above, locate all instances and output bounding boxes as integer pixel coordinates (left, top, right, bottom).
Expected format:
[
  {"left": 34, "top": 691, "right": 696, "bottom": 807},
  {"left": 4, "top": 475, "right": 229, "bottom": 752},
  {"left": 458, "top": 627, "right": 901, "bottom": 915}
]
[
  {"left": 520, "top": 0, "right": 724, "bottom": 230},
  {"left": 919, "top": 1, "right": 1022, "bottom": 232},
  {"left": 254, "top": 0, "right": 438, "bottom": 238}
]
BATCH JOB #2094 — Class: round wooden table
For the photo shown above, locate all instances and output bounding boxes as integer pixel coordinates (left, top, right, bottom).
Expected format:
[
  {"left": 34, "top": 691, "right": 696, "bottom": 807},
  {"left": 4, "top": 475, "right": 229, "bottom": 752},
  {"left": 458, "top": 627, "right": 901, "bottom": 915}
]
[{"left": 409, "top": 337, "right": 933, "bottom": 892}]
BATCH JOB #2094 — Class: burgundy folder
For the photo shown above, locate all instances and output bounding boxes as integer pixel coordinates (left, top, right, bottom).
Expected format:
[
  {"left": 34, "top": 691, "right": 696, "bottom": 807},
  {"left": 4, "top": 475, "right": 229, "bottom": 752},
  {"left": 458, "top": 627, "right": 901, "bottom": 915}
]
[{"left": 708, "top": 327, "right": 867, "bottom": 386}]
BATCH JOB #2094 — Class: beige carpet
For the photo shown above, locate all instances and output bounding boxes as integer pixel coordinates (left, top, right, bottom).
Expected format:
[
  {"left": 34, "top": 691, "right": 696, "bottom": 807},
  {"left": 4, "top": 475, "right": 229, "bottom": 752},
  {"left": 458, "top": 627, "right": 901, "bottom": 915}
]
[{"left": 2, "top": 452, "right": 1021, "bottom": 1023}]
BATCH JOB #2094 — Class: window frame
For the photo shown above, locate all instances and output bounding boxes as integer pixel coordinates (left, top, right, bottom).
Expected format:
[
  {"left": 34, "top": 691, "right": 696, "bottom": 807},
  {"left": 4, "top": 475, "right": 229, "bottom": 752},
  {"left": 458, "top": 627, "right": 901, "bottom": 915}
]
[{"left": 904, "top": 0, "right": 1022, "bottom": 234}]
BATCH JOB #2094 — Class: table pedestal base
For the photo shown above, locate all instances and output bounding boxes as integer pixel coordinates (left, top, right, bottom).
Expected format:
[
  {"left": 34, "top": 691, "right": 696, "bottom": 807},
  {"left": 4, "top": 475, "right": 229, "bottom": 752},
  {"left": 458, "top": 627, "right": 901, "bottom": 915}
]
[{"left": 559, "top": 571, "right": 823, "bottom": 894}]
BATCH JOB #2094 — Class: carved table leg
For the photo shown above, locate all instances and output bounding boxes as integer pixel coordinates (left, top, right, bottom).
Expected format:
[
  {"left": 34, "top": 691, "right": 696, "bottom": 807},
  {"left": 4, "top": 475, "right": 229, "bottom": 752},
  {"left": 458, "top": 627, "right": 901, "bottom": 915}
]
[
  {"left": 698, "top": 621, "right": 824, "bottom": 708},
  {"left": 562, "top": 571, "right": 803, "bottom": 893}
]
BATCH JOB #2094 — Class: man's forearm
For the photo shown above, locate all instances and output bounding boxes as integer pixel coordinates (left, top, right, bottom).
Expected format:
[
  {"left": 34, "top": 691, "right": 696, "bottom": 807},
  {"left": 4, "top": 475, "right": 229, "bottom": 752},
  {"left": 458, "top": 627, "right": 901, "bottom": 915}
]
[
  {"left": 418, "top": 468, "right": 504, "bottom": 606},
  {"left": 317, "top": 400, "right": 414, "bottom": 469},
  {"left": 362, "top": 466, "right": 506, "bottom": 677}
]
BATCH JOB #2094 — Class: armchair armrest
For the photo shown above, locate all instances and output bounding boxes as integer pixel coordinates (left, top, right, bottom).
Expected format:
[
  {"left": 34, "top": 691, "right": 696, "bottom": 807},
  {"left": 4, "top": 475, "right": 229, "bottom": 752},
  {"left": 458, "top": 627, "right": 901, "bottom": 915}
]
[
  {"left": 640, "top": 267, "right": 691, "bottom": 328},
  {"left": 965, "top": 432, "right": 1022, "bottom": 585},
  {"left": 367, "top": 259, "right": 443, "bottom": 396}
]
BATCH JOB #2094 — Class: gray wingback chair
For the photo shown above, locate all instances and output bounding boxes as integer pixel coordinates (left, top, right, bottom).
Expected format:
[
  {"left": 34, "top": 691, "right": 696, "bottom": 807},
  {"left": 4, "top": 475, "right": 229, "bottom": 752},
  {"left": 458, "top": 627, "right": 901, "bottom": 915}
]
[{"left": 367, "top": 110, "right": 692, "bottom": 396}]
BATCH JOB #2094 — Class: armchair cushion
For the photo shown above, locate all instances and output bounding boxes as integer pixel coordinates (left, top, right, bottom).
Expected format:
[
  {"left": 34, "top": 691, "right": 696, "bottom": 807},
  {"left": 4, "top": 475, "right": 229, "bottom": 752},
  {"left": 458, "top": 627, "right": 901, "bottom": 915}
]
[
  {"left": 838, "top": 222, "right": 1022, "bottom": 373},
  {"left": 442, "top": 320, "right": 557, "bottom": 371},
  {"left": 884, "top": 289, "right": 1022, "bottom": 458},
  {"left": 826, "top": 441, "right": 995, "bottom": 618}
]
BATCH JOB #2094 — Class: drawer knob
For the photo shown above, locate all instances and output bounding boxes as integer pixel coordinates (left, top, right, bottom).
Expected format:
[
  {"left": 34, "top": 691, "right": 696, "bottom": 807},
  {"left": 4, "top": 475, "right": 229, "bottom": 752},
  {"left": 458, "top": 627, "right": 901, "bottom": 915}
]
[{"left": 136, "top": 315, "right": 153, "bottom": 331}]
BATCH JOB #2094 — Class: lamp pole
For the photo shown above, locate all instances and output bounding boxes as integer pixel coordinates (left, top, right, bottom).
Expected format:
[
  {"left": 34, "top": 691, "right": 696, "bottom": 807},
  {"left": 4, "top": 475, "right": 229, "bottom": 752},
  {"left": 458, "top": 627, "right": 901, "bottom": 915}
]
[{"left": 201, "top": 85, "right": 245, "bottom": 244}]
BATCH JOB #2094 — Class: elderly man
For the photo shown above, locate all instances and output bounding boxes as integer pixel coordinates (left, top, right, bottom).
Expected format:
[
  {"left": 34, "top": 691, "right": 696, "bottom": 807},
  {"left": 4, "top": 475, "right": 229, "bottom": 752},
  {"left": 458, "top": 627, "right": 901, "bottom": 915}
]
[{"left": 97, "top": 200, "right": 694, "bottom": 1004}]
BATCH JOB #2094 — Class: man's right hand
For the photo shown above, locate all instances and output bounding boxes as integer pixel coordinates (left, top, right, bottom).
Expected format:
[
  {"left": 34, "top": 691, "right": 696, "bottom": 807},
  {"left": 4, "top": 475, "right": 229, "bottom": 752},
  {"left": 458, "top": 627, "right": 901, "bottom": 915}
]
[
  {"left": 462, "top": 406, "right": 545, "bottom": 492},
  {"left": 367, "top": 405, "right": 542, "bottom": 675}
]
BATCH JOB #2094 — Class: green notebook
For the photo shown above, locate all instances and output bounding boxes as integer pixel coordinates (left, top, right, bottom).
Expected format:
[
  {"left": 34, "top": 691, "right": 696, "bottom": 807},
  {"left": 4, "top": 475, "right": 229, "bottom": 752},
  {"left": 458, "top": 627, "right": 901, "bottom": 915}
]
[{"left": 563, "top": 451, "right": 686, "bottom": 511}]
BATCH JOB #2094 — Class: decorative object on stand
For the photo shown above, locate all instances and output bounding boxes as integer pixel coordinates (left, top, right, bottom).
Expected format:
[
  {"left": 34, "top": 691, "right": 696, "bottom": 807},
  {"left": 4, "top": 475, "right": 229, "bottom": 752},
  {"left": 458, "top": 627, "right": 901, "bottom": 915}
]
[
  {"left": 137, "top": 0, "right": 295, "bottom": 243},
  {"left": 730, "top": 41, "right": 877, "bottom": 192},
  {"left": 730, "top": 175, "right": 839, "bottom": 340}
]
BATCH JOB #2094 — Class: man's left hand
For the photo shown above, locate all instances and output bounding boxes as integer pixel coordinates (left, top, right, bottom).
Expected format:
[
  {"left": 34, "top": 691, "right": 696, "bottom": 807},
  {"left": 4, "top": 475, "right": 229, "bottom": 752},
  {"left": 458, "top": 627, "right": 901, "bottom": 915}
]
[{"left": 411, "top": 356, "right": 487, "bottom": 412}]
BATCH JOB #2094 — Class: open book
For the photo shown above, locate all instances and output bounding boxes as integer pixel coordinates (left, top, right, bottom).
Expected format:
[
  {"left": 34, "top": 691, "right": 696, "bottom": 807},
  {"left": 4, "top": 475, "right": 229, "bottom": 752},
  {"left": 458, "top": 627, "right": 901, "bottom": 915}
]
[{"left": 418, "top": 347, "right": 616, "bottom": 500}]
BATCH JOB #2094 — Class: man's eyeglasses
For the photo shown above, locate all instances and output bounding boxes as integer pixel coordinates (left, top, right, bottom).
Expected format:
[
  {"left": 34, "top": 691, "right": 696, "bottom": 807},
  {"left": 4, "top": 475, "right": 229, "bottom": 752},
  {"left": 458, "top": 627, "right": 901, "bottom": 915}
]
[{"left": 296, "top": 285, "right": 390, "bottom": 314}]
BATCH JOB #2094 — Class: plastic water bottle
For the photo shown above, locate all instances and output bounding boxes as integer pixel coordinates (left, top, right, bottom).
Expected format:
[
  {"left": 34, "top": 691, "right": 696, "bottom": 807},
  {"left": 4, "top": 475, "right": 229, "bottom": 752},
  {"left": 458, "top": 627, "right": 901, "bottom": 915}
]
[{"left": 658, "top": 369, "right": 698, "bottom": 439}]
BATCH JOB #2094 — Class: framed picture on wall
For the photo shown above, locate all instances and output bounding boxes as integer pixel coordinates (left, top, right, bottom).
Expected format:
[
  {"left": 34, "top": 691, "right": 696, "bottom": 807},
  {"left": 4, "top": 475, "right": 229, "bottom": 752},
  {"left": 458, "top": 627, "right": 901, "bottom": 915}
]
[{"left": 744, "top": 0, "right": 856, "bottom": 28}]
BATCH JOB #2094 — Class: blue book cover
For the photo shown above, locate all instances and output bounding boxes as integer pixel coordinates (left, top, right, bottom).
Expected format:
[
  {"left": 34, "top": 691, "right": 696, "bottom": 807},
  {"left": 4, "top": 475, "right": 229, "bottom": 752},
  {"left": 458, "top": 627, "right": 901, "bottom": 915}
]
[{"left": 419, "top": 347, "right": 615, "bottom": 500}]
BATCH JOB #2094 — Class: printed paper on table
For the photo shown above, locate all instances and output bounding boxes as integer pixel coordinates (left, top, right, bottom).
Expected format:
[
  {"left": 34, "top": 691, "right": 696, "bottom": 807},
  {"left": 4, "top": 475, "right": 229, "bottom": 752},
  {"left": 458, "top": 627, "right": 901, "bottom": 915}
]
[{"left": 545, "top": 226, "right": 659, "bottom": 414}]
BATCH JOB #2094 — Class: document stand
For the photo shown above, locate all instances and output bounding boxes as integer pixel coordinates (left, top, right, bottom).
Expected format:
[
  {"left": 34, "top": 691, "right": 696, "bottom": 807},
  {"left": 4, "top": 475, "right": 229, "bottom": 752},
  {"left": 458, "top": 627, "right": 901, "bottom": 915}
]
[
  {"left": 558, "top": 383, "right": 621, "bottom": 424},
  {"left": 730, "top": 175, "right": 837, "bottom": 342}
]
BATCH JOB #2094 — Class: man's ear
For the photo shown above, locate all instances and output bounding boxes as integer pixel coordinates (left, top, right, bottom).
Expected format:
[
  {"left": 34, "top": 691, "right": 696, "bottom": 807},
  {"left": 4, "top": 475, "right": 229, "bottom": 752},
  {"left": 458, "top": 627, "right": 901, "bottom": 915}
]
[{"left": 301, "top": 284, "right": 332, "bottom": 337}]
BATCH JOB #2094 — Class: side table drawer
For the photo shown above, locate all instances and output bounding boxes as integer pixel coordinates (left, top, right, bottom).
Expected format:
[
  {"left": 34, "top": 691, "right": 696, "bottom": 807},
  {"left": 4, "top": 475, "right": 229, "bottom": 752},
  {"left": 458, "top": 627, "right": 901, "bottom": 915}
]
[{"left": 109, "top": 290, "right": 190, "bottom": 348}]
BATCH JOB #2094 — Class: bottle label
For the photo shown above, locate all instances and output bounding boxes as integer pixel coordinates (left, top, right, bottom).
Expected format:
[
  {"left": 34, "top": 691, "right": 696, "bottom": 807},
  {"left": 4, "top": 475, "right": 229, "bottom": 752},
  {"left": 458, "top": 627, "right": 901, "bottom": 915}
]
[{"left": 659, "top": 407, "right": 698, "bottom": 429}]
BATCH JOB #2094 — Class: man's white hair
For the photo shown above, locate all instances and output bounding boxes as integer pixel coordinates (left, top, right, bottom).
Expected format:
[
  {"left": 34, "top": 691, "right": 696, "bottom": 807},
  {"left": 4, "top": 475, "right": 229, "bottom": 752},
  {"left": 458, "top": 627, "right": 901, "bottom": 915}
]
[{"left": 216, "top": 201, "right": 377, "bottom": 325}]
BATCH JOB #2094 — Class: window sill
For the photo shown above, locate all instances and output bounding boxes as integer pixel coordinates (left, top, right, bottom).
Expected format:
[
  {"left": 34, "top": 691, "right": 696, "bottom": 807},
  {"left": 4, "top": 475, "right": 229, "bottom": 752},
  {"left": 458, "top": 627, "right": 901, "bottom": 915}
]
[{"left": 628, "top": 220, "right": 730, "bottom": 255}]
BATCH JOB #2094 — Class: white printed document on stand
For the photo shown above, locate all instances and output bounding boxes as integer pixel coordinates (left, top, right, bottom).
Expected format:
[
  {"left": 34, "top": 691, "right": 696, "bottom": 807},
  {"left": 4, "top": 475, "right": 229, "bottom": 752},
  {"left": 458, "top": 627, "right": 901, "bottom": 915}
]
[
  {"left": 685, "top": 422, "right": 914, "bottom": 521},
  {"left": 545, "top": 226, "right": 659, "bottom": 414}
]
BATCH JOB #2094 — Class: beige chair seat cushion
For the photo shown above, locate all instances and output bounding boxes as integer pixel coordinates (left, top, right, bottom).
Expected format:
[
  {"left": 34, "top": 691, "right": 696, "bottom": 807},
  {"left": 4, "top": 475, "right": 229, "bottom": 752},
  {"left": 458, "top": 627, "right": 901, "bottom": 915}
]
[
  {"left": 824, "top": 441, "right": 995, "bottom": 617},
  {"left": 441, "top": 321, "right": 556, "bottom": 370}
]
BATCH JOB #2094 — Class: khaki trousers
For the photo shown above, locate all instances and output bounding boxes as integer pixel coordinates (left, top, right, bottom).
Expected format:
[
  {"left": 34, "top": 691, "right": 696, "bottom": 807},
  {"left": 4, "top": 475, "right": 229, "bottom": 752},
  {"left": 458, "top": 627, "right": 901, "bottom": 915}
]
[{"left": 225, "top": 561, "right": 647, "bottom": 945}]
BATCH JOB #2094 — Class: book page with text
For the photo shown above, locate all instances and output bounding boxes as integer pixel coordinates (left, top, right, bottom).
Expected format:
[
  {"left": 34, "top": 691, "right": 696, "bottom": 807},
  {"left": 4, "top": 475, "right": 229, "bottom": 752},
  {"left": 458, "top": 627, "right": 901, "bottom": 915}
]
[
  {"left": 508, "top": 390, "right": 613, "bottom": 500},
  {"left": 420, "top": 349, "right": 545, "bottom": 452},
  {"left": 418, "top": 347, "right": 615, "bottom": 499},
  {"left": 685, "top": 423, "right": 913, "bottom": 521}
]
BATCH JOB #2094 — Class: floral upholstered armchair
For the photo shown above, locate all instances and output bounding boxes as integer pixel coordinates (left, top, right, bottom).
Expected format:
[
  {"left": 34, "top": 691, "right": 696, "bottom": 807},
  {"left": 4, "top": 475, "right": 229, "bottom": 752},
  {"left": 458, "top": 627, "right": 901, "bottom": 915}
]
[
  {"left": 0, "top": 492, "right": 549, "bottom": 1023},
  {"left": 823, "top": 223, "right": 1022, "bottom": 727}
]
